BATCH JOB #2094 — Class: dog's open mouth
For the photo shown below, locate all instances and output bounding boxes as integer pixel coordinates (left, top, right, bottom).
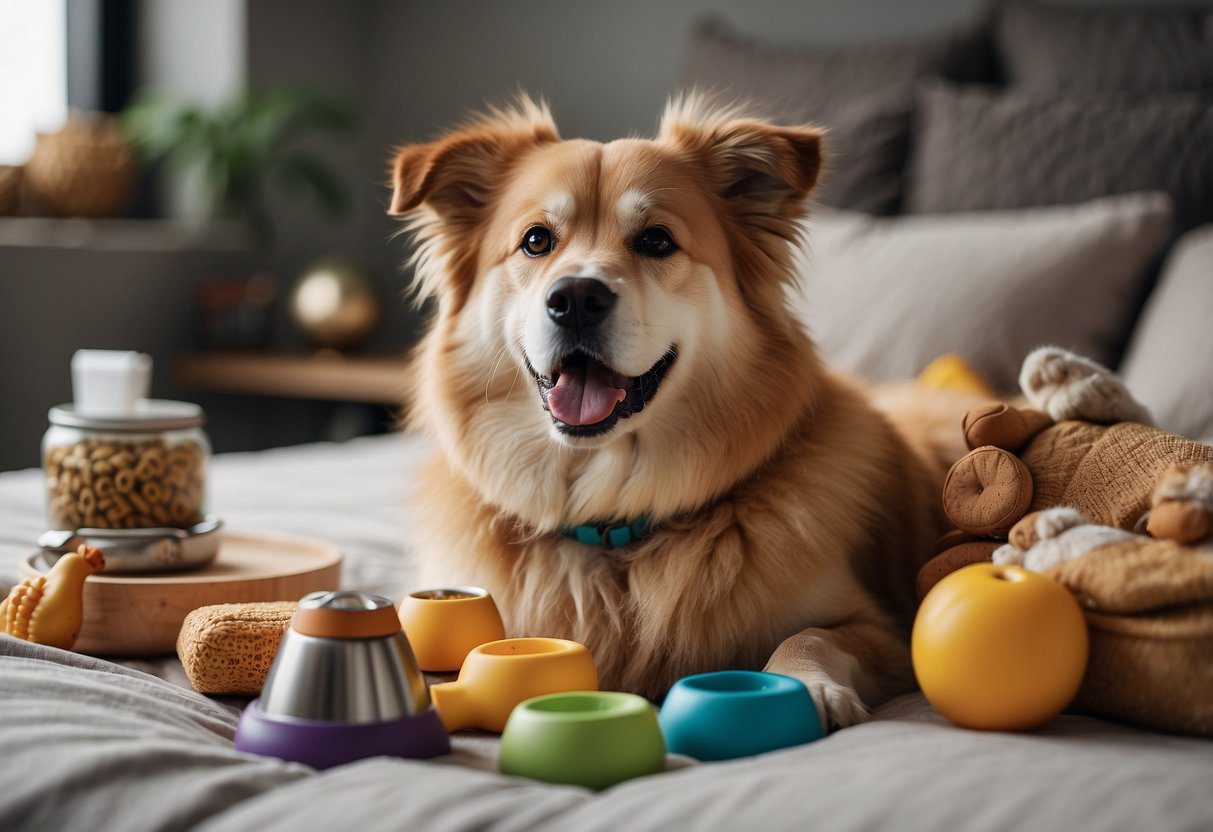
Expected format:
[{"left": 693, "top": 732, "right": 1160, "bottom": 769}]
[{"left": 528, "top": 347, "right": 677, "bottom": 437}]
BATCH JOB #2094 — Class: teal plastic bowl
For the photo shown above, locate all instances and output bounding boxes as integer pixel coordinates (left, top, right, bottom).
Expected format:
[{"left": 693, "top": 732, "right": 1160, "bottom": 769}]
[
  {"left": 499, "top": 691, "right": 666, "bottom": 790},
  {"left": 659, "top": 670, "right": 822, "bottom": 760}
]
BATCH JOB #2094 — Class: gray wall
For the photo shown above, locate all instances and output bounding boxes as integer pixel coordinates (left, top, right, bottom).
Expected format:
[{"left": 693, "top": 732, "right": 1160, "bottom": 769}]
[
  {"left": 367, "top": 0, "right": 978, "bottom": 143},
  {"left": 140, "top": 0, "right": 245, "bottom": 108}
]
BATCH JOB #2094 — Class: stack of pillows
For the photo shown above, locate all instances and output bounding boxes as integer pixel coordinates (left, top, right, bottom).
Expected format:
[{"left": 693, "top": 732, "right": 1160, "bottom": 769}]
[{"left": 683, "top": 0, "right": 1213, "bottom": 443}]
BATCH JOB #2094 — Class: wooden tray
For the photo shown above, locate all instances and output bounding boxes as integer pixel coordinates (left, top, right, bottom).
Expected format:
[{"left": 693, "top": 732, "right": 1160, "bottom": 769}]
[{"left": 20, "top": 530, "right": 342, "bottom": 657}]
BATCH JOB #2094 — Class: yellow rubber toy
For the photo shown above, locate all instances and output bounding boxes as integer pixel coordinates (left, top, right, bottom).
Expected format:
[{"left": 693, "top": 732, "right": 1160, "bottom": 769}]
[
  {"left": 917, "top": 353, "right": 997, "bottom": 398},
  {"left": 429, "top": 637, "right": 598, "bottom": 733},
  {"left": 398, "top": 586, "right": 506, "bottom": 672},
  {"left": 912, "top": 563, "right": 1088, "bottom": 731},
  {"left": 1, "top": 545, "right": 105, "bottom": 650}
]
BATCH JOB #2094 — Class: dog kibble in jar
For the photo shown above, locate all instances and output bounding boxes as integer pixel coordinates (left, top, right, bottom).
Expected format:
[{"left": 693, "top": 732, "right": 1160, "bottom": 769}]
[{"left": 43, "top": 401, "right": 210, "bottom": 530}]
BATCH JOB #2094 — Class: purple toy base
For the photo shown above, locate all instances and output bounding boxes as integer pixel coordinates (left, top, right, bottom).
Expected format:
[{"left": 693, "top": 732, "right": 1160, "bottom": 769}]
[{"left": 234, "top": 699, "right": 451, "bottom": 769}]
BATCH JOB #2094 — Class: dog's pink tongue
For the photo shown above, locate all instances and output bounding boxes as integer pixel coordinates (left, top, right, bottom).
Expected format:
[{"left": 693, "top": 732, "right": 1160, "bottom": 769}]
[{"left": 547, "top": 362, "right": 626, "bottom": 426}]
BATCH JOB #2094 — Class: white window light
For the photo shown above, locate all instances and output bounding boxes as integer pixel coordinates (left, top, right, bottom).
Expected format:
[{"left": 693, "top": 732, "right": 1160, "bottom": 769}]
[{"left": 0, "top": 0, "right": 68, "bottom": 165}]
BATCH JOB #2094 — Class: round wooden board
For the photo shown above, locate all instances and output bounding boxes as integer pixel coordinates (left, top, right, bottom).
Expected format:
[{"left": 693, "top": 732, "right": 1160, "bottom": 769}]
[{"left": 20, "top": 530, "right": 342, "bottom": 657}]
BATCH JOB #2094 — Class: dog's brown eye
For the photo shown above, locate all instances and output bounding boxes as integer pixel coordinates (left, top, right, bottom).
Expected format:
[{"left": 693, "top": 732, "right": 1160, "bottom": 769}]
[
  {"left": 521, "top": 226, "right": 554, "bottom": 257},
  {"left": 635, "top": 227, "right": 676, "bottom": 258}
]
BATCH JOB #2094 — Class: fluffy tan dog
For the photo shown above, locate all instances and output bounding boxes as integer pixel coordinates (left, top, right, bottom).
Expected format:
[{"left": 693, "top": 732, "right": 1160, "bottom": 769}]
[{"left": 389, "top": 95, "right": 971, "bottom": 728}]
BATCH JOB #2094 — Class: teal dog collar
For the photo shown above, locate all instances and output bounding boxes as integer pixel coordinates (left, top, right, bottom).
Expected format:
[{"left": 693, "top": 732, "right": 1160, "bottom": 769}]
[{"left": 559, "top": 516, "right": 653, "bottom": 548}]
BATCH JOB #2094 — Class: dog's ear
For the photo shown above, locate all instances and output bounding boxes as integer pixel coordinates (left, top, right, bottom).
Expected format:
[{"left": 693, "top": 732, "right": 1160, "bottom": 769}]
[
  {"left": 659, "top": 96, "right": 824, "bottom": 230},
  {"left": 388, "top": 133, "right": 506, "bottom": 219},
  {"left": 389, "top": 98, "right": 559, "bottom": 308},
  {"left": 388, "top": 99, "right": 559, "bottom": 221}
]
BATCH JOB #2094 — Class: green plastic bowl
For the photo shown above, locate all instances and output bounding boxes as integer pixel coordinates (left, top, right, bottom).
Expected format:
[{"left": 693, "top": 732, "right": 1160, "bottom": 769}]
[{"left": 499, "top": 691, "right": 665, "bottom": 789}]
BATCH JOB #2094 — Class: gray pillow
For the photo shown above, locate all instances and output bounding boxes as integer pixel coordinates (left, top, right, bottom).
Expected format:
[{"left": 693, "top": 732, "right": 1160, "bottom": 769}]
[
  {"left": 1121, "top": 225, "right": 1213, "bottom": 445},
  {"left": 792, "top": 193, "right": 1174, "bottom": 393},
  {"left": 995, "top": 0, "right": 1213, "bottom": 93},
  {"left": 681, "top": 16, "right": 989, "bottom": 214},
  {"left": 906, "top": 83, "right": 1213, "bottom": 231}
]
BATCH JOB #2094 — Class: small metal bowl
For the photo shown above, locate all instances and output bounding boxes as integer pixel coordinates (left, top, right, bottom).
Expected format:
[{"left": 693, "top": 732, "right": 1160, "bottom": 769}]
[
  {"left": 37, "top": 516, "right": 223, "bottom": 574},
  {"left": 260, "top": 598, "right": 432, "bottom": 724},
  {"left": 235, "top": 591, "right": 450, "bottom": 768}
]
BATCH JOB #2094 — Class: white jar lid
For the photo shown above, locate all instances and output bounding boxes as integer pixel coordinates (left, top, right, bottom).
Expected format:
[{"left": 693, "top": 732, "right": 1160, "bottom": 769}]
[{"left": 48, "top": 399, "right": 205, "bottom": 432}]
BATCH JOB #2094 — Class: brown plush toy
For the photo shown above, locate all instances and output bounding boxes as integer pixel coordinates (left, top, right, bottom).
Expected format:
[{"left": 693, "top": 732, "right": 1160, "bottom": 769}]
[
  {"left": 917, "top": 346, "right": 1213, "bottom": 736},
  {"left": 993, "top": 463, "right": 1213, "bottom": 736},
  {"left": 919, "top": 347, "right": 1213, "bottom": 599}
]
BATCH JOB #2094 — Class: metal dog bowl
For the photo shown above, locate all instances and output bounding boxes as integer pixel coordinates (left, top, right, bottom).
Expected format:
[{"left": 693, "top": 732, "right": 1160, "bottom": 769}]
[
  {"left": 259, "top": 591, "right": 432, "bottom": 723},
  {"left": 235, "top": 590, "right": 450, "bottom": 768},
  {"left": 38, "top": 516, "right": 223, "bottom": 574}
]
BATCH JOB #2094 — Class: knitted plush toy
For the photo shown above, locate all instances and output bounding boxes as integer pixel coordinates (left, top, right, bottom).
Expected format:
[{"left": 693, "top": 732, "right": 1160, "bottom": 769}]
[
  {"left": 917, "top": 347, "right": 1213, "bottom": 599},
  {"left": 993, "top": 463, "right": 1213, "bottom": 736},
  {"left": 916, "top": 347, "right": 1213, "bottom": 736}
]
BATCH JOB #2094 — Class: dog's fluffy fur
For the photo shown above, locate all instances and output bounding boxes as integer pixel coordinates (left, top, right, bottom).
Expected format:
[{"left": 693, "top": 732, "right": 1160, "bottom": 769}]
[{"left": 390, "top": 95, "right": 975, "bottom": 728}]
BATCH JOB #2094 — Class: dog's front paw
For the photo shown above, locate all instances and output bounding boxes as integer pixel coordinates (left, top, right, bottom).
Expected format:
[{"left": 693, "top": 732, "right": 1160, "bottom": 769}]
[
  {"left": 804, "top": 677, "right": 870, "bottom": 731},
  {"left": 766, "top": 631, "right": 873, "bottom": 733}
]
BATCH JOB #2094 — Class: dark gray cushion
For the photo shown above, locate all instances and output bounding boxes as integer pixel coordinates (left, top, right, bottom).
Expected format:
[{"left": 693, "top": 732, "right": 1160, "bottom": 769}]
[
  {"left": 906, "top": 82, "right": 1213, "bottom": 230},
  {"left": 681, "top": 16, "right": 989, "bottom": 214},
  {"left": 995, "top": 0, "right": 1213, "bottom": 93}
]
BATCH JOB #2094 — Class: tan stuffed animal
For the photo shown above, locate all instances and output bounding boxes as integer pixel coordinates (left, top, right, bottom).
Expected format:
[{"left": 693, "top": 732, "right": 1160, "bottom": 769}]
[
  {"left": 993, "top": 463, "right": 1213, "bottom": 736},
  {"left": 918, "top": 347, "right": 1213, "bottom": 599}
]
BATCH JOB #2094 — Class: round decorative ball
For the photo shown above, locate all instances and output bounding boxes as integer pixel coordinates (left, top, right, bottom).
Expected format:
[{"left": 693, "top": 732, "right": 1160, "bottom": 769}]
[
  {"left": 287, "top": 258, "right": 383, "bottom": 350},
  {"left": 912, "top": 563, "right": 1089, "bottom": 731}
]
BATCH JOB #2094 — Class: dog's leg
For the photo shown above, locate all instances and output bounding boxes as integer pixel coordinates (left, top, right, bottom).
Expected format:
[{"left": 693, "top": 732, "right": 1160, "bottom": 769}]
[{"left": 765, "top": 619, "right": 912, "bottom": 732}]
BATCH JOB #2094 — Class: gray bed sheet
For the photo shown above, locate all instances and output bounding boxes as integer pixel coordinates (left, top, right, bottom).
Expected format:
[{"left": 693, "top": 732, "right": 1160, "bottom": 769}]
[{"left": 1, "top": 434, "right": 1211, "bottom": 832}]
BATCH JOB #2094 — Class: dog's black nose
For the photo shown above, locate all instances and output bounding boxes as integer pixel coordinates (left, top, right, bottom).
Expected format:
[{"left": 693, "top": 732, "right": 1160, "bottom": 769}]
[{"left": 545, "top": 277, "right": 616, "bottom": 330}]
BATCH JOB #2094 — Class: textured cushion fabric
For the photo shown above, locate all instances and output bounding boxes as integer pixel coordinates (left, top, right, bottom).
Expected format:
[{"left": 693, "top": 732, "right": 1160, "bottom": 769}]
[
  {"left": 681, "top": 16, "right": 988, "bottom": 214},
  {"left": 0, "top": 639, "right": 309, "bottom": 832},
  {"left": 995, "top": 0, "right": 1213, "bottom": 93},
  {"left": 906, "top": 82, "right": 1213, "bottom": 231},
  {"left": 4, "top": 639, "right": 1213, "bottom": 832},
  {"left": 4, "top": 438, "right": 1213, "bottom": 830},
  {"left": 1122, "top": 225, "right": 1213, "bottom": 445},
  {"left": 792, "top": 193, "right": 1173, "bottom": 392}
]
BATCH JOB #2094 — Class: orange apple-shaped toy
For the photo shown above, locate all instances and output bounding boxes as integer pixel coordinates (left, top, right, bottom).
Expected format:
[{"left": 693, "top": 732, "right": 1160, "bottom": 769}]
[{"left": 912, "top": 563, "right": 1088, "bottom": 731}]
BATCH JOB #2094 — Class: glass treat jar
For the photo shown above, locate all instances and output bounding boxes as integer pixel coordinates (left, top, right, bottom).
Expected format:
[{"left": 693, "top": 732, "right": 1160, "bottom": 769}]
[{"left": 43, "top": 400, "right": 210, "bottom": 531}]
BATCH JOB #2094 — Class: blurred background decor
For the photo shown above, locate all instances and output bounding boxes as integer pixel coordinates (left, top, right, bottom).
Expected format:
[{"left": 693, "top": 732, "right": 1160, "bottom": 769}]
[
  {"left": 193, "top": 272, "right": 278, "bottom": 350},
  {"left": 0, "top": 164, "right": 23, "bottom": 215},
  {"left": 287, "top": 257, "right": 383, "bottom": 352},
  {"left": 24, "top": 111, "right": 136, "bottom": 217},
  {"left": 121, "top": 88, "right": 353, "bottom": 242}
]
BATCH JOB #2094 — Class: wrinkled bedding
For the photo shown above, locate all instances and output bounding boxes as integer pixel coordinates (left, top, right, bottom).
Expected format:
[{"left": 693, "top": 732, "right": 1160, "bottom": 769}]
[{"left": 2, "top": 434, "right": 1212, "bottom": 831}]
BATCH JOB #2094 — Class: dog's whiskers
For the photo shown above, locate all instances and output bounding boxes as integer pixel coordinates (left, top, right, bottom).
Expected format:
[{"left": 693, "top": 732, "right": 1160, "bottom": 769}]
[{"left": 485, "top": 341, "right": 513, "bottom": 403}]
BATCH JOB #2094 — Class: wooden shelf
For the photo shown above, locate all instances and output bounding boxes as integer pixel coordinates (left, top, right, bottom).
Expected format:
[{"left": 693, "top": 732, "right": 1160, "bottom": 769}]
[
  {"left": 173, "top": 350, "right": 410, "bottom": 405},
  {"left": 0, "top": 217, "right": 251, "bottom": 252}
]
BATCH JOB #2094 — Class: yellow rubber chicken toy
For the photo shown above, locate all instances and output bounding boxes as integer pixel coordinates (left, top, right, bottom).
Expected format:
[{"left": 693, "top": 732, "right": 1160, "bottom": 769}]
[{"left": 1, "top": 544, "right": 105, "bottom": 650}]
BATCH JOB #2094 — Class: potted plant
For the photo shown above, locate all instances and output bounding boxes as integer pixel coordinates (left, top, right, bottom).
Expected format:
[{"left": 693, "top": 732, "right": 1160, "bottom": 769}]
[{"left": 121, "top": 88, "right": 354, "bottom": 242}]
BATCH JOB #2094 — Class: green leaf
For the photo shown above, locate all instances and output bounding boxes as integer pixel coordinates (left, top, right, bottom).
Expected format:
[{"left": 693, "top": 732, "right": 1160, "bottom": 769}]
[{"left": 120, "top": 95, "right": 204, "bottom": 161}]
